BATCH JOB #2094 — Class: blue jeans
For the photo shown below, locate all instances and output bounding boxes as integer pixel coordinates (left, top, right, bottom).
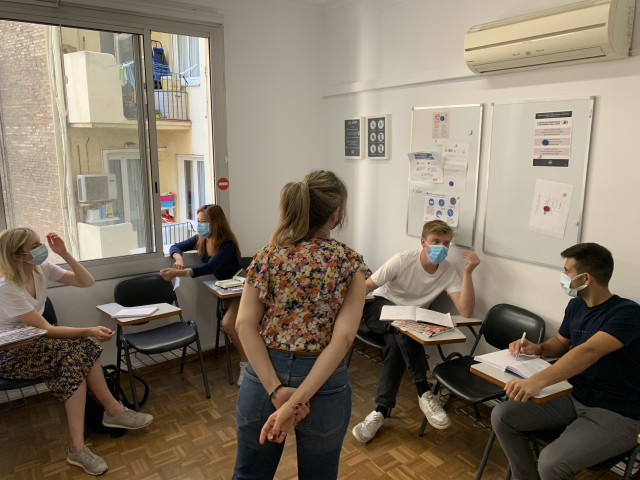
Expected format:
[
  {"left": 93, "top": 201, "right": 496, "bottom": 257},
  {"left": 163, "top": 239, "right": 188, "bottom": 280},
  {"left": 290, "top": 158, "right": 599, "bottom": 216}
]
[{"left": 232, "top": 350, "right": 351, "bottom": 480}]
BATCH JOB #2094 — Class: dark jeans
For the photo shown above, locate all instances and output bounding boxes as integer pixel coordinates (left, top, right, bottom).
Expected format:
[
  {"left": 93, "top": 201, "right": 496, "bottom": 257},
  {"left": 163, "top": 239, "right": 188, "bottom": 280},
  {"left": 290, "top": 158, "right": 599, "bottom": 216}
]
[
  {"left": 233, "top": 350, "right": 351, "bottom": 480},
  {"left": 363, "top": 296, "right": 429, "bottom": 409}
]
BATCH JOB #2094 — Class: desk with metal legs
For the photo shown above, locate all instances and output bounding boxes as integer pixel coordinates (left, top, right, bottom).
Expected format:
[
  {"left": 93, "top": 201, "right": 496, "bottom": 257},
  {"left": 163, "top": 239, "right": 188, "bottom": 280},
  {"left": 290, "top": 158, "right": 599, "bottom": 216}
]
[{"left": 202, "top": 281, "right": 241, "bottom": 385}]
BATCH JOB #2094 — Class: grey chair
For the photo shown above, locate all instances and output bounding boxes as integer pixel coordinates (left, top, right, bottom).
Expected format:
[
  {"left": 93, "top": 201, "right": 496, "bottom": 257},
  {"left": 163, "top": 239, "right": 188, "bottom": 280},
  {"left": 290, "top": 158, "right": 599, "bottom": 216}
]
[
  {"left": 114, "top": 274, "right": 210, "bottom": 410},
  {"left": 419, "top": 303, "right": 546, "bottom": 436},
  {"left": 0, "top": 297, "right": 57, "bottom": 411}
]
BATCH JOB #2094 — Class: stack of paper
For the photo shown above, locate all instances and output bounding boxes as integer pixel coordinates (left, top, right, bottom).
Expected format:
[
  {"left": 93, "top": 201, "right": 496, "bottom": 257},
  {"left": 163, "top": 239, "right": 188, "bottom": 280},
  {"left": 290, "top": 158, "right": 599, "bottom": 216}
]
[{"left": 112, "top": 306, "right": 159, "bottom": 318}]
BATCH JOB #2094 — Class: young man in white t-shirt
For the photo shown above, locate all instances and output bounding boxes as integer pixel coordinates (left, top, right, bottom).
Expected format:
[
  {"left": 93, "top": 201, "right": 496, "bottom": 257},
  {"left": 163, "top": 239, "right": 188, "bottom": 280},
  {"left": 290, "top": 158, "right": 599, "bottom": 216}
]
[{"left": 352, "top": 220, "right": 480, "bottom": 443}]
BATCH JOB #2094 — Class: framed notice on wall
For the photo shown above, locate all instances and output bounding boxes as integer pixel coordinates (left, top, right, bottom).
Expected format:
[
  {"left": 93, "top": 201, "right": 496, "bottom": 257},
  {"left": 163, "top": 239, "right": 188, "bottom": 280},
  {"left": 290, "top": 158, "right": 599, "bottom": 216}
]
[
  {"left": 366, "top": 114, "right": 390, "bottom": 159},
  {"left": 344, "top": 118, "right": 364, "bottom": 159}
]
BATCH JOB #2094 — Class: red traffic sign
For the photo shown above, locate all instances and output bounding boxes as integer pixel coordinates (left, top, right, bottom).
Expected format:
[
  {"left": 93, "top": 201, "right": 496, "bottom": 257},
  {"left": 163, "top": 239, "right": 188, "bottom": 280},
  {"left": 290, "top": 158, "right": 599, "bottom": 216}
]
[{"left": 217, "top": 177, "right": 229, "bottom": 190}]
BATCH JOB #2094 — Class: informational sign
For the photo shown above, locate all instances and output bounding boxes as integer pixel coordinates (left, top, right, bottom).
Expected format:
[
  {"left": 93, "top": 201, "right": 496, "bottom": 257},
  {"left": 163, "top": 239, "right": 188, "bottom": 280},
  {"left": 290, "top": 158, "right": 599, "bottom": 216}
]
[
  {"left": 424, "top": 191, "right": 460, "bottom": 227},
  {"left": 432, "top": 111, "right": 450, "bottom": 139},
  {"left": 344, "top": 118, "right": 363, "bottom": 159},
  {"left": 217, "top": 177, "right": 229, "bottom": 190},
  {"left": 532, "top": 111, "right": 573, "bottom": 167},
  {"left": 367, "top": 115, "right": 390, "bottom": 159}
]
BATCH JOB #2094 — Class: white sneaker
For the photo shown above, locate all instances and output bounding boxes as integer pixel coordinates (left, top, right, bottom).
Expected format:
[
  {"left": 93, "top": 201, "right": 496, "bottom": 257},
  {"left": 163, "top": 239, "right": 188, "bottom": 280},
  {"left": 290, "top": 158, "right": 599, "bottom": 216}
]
[
  {"left": 418, "top": 391, "right": 451, "bottom": 429},
  {"left": 237, "top": 361, "right": 248, "bottom": 386},
  {"left": 352, "top": 410, "right": 384, "bottom": 443}
]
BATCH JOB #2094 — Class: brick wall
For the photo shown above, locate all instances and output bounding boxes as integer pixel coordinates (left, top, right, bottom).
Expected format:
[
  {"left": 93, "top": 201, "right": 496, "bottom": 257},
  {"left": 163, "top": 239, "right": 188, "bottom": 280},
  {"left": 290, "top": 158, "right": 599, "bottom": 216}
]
[{"left": 0, "top": 20, "right": 64, "bottom": 239}]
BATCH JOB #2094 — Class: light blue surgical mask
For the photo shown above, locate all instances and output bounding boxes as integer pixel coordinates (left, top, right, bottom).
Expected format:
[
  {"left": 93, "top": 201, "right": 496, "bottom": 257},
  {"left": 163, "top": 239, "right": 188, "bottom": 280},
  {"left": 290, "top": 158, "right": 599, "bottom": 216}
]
[
  {"left": 426, "top": 245, "right": 448, "bottom": 264},
  {"left": 196, "top": 222, "right": 211, "bottom": 238},
  {"left": 24, "top": 244, "right": 49, "bottom": 265},
  {"left": 559, "top": 272, "right": 587, "bottom": 297}
]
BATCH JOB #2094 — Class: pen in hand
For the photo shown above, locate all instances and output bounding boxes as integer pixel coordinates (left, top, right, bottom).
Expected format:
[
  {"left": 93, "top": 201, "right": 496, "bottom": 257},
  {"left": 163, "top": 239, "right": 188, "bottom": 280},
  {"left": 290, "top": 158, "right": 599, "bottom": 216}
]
[{"left": 516, "top": 331, "right": 526, "bottom": 360}]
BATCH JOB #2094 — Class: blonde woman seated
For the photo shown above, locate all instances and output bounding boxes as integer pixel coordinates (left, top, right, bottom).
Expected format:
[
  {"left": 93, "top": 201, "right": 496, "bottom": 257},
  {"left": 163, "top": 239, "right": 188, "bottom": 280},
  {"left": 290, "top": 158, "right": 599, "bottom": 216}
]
[{"left": 0, "top": 228, "right": 153, "bottom": 476}]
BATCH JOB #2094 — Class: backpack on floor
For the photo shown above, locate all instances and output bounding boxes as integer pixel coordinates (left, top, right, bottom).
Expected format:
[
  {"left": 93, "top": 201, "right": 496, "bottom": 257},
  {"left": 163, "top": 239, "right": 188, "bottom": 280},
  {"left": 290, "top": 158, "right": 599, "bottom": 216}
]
[{"left": 84, "top": 364, "right": 149, "bottom": 438}]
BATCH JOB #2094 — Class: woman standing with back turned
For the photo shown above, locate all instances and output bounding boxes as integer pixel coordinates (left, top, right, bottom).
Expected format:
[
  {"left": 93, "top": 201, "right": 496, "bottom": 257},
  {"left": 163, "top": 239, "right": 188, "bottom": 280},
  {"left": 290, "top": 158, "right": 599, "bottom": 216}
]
[{"left": 232, "top": 170, "right": 369, "bottom": 480}]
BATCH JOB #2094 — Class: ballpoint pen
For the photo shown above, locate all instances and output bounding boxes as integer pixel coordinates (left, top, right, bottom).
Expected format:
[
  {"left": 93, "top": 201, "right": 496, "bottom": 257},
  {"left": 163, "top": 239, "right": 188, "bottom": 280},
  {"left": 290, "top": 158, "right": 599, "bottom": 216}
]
[{"left": 516, "top": 331, "right": 526, "bottom": 360}]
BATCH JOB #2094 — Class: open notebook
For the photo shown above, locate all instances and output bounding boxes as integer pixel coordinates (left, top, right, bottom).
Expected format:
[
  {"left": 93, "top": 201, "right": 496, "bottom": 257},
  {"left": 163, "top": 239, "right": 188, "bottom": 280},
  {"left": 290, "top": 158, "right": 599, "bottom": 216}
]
[{"left": 474, "top": 349, "right": 552, "bottom": 379}]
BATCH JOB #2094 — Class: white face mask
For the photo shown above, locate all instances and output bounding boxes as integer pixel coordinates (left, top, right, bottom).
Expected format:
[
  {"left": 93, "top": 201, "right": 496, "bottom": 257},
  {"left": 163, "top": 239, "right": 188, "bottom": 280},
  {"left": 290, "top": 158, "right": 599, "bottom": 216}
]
[{"left": 560, "top": 272, "right": 587, "bottom": 297}]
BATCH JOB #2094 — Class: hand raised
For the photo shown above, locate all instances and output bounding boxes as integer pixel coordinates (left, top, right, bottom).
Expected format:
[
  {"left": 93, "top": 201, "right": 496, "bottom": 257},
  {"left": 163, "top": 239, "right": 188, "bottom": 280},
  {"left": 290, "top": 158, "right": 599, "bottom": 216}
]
[
  {"left": 462, "top": 250, "right": 480, "bottom": 274},
  {"left": 46, "top": 232, "right": 68, "bottom": 256}
]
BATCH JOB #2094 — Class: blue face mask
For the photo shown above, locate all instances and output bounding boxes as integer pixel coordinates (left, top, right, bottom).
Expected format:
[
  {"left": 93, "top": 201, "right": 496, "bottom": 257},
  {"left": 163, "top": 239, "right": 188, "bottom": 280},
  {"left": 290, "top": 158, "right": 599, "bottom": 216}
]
[
  {"left": 426, "top": 245, "right": 448, "bottom": 264},
  {"left": 25, "top": 244, "right": 49, "bottom": 265},
  {"left": 560, "top": 272, "right": 587, "bottom": 297},
  {"left": 196, "top": 222, "right": 211, "bottom": 238}
]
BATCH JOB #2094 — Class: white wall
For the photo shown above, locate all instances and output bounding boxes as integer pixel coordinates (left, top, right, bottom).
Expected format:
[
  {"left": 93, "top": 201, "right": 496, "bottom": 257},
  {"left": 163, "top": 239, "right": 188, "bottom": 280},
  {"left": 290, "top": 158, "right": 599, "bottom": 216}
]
[{"left": 321, "top": 0, "right": 640, "bottom": 336}]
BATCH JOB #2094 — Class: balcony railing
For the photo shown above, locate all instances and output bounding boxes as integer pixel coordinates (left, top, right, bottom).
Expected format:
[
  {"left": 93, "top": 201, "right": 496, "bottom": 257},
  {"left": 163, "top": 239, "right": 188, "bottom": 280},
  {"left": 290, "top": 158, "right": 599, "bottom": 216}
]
[
  {"left": 153, "top": 73, "right": 189, "bottom": 121},
  {"left": 162, "top": 221, "right": 195, "bottom": 248}
]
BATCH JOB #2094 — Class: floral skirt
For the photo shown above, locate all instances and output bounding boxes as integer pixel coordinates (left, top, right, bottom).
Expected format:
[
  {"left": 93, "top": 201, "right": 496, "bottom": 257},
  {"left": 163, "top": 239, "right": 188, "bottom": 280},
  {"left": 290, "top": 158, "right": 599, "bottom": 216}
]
[{"left": 0, "top": 336, "right": 102, "bottom": 401}]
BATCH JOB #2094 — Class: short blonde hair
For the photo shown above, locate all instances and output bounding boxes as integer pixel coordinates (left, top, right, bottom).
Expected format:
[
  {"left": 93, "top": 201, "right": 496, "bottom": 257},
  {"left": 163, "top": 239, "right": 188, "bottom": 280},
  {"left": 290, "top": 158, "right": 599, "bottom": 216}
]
[
  {"left": 421, "top": 220, "right": 455, "bottom": 240},
  {"left": 0, "top": 227, "right": 40, "bottom": 288}
]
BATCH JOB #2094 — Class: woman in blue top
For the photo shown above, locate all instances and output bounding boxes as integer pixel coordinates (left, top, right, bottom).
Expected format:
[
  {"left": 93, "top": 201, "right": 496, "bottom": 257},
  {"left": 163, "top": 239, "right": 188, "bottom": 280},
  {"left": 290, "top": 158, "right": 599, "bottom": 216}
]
[{"left": 160, "top": 204, "right": 247, "bottom": 383}]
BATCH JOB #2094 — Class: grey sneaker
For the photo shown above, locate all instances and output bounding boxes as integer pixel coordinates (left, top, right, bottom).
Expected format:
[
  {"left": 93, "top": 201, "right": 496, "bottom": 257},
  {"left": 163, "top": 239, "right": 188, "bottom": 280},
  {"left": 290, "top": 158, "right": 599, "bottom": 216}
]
[
  {"left": 66, "top": 446, "right": 108, "bottom": 476},
  {"left": 418, "top": 391, "right": 451, "bottom": 429},
  {"left": 102, "top": 405, "right": 153, "bottom": 430},
  {"left": 352, "top": 410, "right": 384, "bottom": 443},
  {"left": 237, "top": 361, "right": 248, "bottom": 387}
]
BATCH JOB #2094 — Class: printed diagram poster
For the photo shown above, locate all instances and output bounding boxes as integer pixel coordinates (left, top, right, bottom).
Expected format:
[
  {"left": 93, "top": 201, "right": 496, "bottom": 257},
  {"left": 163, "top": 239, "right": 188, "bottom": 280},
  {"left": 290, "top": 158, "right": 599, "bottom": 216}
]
[
  {"left": 533, "top": 111, "right": 573, "bottom": 167},
  {"left": 424, "top": 192, "right": 460, "bottom": 227},
  {"left": 528, "top": 179, "right": 573, "bottom": 239},
  {"left": 442, "top": 142, "right": 469, "bottom": 189},
  {"left": 432, "top": 112, "right": 450, "bottom": 139},
  {"left": 408, "top": 150, "right": 444, "bottom": 183}
]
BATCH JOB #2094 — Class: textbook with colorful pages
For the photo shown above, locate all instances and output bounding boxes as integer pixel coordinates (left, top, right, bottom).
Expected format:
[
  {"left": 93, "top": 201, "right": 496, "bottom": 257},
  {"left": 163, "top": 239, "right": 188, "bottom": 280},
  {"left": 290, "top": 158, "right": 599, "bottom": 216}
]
[
  {"left": 474, "top": 349, "right": 552, "bottom": 379},
  {"left": 391, "top": 319, "right": 452, "bottom": 338}
]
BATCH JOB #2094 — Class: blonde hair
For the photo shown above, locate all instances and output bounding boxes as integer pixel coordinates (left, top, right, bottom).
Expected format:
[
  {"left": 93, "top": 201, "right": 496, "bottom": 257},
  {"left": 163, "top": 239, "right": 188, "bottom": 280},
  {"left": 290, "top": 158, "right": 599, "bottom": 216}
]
[
  {"left": 421, "top": 220, "right": 455, "bottom": 240},
  {"left": 0, "top": 227, "right": 41, "bottom": 288},
  {"left": 270, "top": 170, "right": 347, "bottom": 246}
]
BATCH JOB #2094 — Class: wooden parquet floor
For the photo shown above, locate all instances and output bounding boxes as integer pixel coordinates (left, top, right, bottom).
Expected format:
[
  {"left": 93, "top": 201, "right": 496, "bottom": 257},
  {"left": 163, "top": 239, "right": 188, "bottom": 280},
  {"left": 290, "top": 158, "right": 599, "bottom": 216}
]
[{"left": 0, "top": 347, "right": 620, "bottom": 479}]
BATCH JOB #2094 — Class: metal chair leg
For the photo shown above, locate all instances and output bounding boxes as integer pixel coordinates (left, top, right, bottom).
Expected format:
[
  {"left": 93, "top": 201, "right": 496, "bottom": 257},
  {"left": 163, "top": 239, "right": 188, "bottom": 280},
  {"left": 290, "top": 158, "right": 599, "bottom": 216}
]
[
  {"left": 475, "top": 430, "right": 497, "bottom": 480},
  {"left": 194, "top": 331, "right": 210, "bottom": 399},
  {"left": 418, "top": 418, "right": 428, "bottom": 437},
  {"left": 122, "top": 341, "right": 139, "bottom": 411},
  {"left": 223, "top": 330, "right": 233, "bottom": 384}
]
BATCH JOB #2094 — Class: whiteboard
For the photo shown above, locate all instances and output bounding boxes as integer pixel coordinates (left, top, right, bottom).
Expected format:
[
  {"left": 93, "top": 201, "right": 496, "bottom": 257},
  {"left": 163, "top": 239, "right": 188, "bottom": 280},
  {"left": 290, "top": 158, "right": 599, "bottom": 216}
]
[
  {"left": 483, "top": 98, "right": 594, "bottom": 268},
  {"left": 408, "top": 104, "right": 483, "bottom": 248}
]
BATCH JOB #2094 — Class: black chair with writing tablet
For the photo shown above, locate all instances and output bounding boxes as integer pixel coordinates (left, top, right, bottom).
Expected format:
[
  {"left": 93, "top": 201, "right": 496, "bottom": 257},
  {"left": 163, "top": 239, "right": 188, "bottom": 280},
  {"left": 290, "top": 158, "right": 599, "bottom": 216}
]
[
  {"left": 0, "top": 297, "right": 58, "bottom": 411},
  {"left": 114, "top": 274, "right": 210, "bottom": 409},
  {"left": 419, "top": 303, "right": 545, "bottom": 436}
]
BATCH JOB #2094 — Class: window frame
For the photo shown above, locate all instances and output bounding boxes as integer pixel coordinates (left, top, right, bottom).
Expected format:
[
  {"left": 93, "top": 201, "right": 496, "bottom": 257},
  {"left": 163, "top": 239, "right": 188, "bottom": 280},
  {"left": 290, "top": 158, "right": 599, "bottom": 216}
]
[{"left": 0, "top": 1, "right": 230, "bottom": 281}]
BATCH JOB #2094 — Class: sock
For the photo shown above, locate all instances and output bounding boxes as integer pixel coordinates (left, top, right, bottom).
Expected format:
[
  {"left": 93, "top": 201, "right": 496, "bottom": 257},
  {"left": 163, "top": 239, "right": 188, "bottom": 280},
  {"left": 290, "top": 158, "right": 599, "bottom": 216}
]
[
  {"left": 375, "top": 405, "right": 391, "bottom": 418},
  {"left": 416, "top": 381, "right": 431, "bottom": 397}
]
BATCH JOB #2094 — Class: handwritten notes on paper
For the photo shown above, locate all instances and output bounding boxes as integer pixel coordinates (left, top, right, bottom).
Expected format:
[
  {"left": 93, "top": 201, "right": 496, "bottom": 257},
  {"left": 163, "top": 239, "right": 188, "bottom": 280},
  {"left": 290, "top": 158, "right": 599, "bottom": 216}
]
[{"left": 528, "top": 179, "right": 573, "bottom": 239}]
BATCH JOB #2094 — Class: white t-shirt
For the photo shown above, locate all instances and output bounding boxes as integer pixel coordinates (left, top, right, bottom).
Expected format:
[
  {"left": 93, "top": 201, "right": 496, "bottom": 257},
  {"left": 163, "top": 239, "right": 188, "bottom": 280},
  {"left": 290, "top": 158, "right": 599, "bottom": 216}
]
[
  {"left": 370, "top": 249, "right": 462, "bottom": 308},
  {"left": 0, "top": 261, "right": 66, "bottom": 328}
]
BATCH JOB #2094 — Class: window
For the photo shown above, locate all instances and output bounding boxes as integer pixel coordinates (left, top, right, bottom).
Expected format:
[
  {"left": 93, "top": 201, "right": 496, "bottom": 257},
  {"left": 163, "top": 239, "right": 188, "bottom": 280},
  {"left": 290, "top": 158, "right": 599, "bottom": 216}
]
[
  {"left": 178, "top": 155, "right": 210, "bottom": 222},
  {"left": 173, "top": 34, "right": 200, "bottom": 86},
  {"left": 0, "top": 11, "right": 224, "bottom": 273}
]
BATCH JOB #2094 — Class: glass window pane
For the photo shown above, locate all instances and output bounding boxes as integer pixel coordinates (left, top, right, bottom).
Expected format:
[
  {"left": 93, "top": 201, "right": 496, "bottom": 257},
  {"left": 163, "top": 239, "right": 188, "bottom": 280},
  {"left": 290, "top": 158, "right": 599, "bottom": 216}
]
[{"left": 0, "top": 20, "right": 153, "bottom": 262}]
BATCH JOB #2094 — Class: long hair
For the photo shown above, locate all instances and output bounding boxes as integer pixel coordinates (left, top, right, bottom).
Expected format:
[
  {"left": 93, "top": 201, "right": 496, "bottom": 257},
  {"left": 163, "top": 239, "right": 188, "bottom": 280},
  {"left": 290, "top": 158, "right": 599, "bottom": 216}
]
[
  {"left": 196, "top": 204, "right": 241, "bottom": 259},
  {"left": 270, "top": 170, "right": 347, "bottom": 246},
  {"left": 0, "top": 227, "right": 41, "bottom": 288}
]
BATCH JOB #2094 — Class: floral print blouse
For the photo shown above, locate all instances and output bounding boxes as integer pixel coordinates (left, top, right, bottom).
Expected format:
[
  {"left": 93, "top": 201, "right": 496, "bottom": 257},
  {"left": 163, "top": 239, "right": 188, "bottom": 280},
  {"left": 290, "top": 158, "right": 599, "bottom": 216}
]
[{"left": 247, "top": 237, "right": 370, "bottom": 353}]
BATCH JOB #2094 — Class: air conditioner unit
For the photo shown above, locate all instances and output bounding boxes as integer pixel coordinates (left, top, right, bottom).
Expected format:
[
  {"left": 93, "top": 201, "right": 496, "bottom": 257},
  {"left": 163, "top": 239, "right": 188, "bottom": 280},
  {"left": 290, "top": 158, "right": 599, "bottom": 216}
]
[
  {"left": 77, "top": 174, "right": 117, "bottom": 203},
  {"left": 464, "top": 0, "right": 635, "bottom": 74}
]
